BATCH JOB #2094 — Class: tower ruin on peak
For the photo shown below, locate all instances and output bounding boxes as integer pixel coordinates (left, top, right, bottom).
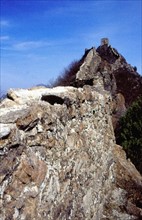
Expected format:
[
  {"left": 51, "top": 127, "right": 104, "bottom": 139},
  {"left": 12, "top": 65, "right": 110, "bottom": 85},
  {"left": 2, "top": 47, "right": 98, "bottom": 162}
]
[{"left": 101, "top": 37, "right": 109, "bottom": 46}]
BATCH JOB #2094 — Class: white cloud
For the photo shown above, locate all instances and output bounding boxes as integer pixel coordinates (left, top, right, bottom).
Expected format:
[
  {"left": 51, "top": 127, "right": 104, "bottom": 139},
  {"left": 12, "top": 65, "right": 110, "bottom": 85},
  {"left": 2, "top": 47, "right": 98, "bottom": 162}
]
[
  {"left": 0, "top": 20, "right": 9, "bottom": 27},
  {"left": 0, "top": 35, "right": 9, "bottom": 41},
  {"left": 12, "top": 40, "right": 51, "bottom": 50},
  {"left": 11, "top": 38, "right": 77, "bottom": 51}
]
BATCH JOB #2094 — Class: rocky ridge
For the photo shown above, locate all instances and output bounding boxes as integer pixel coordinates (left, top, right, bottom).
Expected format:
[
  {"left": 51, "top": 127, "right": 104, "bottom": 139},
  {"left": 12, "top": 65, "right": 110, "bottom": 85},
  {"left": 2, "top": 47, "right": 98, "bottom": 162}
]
[{"left": 0, "top": 39, "right": 142, "bottom": 219}]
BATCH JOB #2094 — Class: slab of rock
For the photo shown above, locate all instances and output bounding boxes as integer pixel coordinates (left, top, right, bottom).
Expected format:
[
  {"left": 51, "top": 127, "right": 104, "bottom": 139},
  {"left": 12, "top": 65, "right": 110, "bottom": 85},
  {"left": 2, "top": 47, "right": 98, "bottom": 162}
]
[
  {"left": 7, "top": 86, "right": 77, "bottom": 104},
  {"left": 0, "top": 124, "right": 11, "bottom": 139}
]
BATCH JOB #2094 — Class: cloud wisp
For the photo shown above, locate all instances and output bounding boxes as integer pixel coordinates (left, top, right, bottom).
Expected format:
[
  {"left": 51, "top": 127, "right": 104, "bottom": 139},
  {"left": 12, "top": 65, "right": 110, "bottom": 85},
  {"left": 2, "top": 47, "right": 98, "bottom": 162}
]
[
  {"left": 12, "top": 40, "right": 51, "bottom": 51},
  {"left": 0, "top": 19, "right": 10, "bottom": 27},
  {"left": 1, "top": 37, "right": 80, "bottom": 52},
  {"left": 1, "top": 40, "right": 52, "bottom": 51},
  {"left": 0, "top": 35, "right": 10, "bottom": 41}
]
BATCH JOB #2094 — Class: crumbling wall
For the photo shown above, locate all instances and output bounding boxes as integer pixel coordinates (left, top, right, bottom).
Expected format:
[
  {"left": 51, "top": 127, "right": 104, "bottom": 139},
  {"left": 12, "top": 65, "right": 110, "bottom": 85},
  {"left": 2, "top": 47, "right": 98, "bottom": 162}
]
[{"left": 0, "top": 43, "right": 142, "bottom": 219}]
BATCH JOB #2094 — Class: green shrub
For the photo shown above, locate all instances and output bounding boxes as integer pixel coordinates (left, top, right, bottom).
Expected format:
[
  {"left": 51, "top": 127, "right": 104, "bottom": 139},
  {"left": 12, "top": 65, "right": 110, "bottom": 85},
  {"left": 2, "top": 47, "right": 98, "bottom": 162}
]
[{"left": 117, "top": 96, "right": 142, "bottom": 173}]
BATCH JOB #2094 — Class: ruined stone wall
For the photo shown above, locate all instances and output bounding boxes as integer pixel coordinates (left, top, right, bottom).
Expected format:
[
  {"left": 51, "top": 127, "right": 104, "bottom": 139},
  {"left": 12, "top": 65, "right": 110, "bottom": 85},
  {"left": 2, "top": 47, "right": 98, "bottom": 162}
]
[
  {"left": 0, "top": 45, "right": 142, "bottom": 219},
  {"left": 0, "top": 86, "right": 113, "bottom": 219}
]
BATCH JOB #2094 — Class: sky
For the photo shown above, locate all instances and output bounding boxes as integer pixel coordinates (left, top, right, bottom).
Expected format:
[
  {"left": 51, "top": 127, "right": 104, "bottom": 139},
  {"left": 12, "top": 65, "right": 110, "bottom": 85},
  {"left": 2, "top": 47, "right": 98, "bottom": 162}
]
[{"left": 0, "top": 0, "right": 142, "bottom": 95}]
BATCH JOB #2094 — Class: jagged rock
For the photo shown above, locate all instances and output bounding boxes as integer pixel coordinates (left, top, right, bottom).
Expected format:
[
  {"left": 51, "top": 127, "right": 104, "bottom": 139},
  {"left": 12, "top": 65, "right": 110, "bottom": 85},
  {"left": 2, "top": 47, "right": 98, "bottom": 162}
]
[
  {"left": 0, "top": 124, "right": 11, "bottom": 139},
  {"left": 0, "top": 39, "right": 142, "bottom": 220},
  {"left": 6, "top": 86, "right": 77, "bottom": 105},
  {"left": 76, "top": 47, "right": 101, "bottom": 80},
  {"left": 112, "top": 93, "right": 126, "bottom": 129}
]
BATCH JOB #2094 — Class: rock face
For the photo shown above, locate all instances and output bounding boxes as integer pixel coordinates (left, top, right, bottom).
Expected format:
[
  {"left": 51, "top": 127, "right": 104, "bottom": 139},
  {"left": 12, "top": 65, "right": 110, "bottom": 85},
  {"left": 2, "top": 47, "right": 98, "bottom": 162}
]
[{"left": 0, "top": 40, "right": 142, "bottom": 220}]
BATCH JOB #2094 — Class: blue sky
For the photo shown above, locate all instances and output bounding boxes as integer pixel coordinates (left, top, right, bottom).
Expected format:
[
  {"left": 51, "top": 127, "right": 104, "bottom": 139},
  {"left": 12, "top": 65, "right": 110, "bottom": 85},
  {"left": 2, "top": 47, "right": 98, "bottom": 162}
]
[{"left": 0, "top": 0, "right": 142, "bottom": 95}]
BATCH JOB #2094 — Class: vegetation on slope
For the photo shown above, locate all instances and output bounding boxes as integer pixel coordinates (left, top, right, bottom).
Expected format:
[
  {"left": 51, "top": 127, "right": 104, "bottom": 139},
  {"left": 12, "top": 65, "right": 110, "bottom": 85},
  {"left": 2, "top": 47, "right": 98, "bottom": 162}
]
[
  {"left": 53, "top": 60, "right": 82, "bottom": 87},
  {"left": 52, "top": 48, "right": 92, "bottom": 87},
  {"left": 114, "top": 67, "right": 142, "bottom": 107},
  {"left": 116, "top": 96, "right": 142, "bottom": 173}
]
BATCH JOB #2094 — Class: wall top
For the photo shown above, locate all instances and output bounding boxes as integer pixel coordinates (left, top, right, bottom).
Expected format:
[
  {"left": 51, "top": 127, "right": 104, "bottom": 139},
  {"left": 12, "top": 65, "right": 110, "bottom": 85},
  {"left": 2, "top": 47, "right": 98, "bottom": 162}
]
[{"left": 101, "top": 38, "right": 109, "bottom": 46}]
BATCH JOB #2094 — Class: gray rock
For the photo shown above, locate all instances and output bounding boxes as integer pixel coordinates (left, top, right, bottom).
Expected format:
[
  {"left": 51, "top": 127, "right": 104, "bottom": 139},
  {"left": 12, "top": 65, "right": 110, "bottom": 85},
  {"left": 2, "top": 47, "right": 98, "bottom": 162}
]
[
  {"left": 0, "top": 124, "right": 11, "bottom": 138},
  {"left": 0, "top": 106, "right": 30, "bottom": 123}
]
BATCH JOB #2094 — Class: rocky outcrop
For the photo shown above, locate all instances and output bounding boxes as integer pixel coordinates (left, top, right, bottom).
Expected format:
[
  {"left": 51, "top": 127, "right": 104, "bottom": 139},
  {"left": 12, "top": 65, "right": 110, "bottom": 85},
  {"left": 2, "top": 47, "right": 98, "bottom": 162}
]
[{"left": 0, "top": 40, "right": 142, "bottom": 220}]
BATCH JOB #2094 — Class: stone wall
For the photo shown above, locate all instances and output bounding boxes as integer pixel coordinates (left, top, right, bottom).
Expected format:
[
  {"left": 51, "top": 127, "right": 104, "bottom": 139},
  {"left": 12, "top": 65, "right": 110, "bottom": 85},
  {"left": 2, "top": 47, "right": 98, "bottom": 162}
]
[{"left": 0, "top": 45, "right": 142, "bottom": 219}]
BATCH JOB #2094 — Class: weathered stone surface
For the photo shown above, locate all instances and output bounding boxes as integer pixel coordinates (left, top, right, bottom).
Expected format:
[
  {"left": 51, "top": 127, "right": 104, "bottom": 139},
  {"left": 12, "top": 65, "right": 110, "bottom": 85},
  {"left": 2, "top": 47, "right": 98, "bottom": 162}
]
[
  {"left": 6, "top": 86, "right": 77, "bottom": 105},
  {"left": 0, "top": 105, "right": 30, "bottom": 123},
  {"left": 112, "top": 145, "right": 142, "bottom": 218},
  {"left": 112, "top": 93, "right": 126, "bottom": 129},
  {"left": 76, "top": 47, "right": 101, "bottom": 81},
  {"left": 0, "top": 41, "right": 142, "bottom": 220},
  {"left": 0, "top": 124, "right": 11, "bottom": 139}
]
